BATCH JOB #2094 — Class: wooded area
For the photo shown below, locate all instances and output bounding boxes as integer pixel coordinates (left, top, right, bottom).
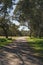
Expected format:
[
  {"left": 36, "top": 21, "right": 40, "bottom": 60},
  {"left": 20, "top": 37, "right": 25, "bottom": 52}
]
[
  {"left": 0, "top": 0, "right": 43, "bottom": 65},
  {"left": 0, "top": 0, "right": 43, "bottom": 38},
  {"left": 14, "top": 0, "right": 43, "bottom": 38}
]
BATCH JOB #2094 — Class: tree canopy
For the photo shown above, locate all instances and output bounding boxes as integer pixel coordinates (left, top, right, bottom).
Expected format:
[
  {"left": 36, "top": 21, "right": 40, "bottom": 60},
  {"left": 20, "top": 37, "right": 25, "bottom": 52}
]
[
  {"left": 0, "top": 0, "right": 43, "bottom": 38},
  {"left": 0, "top": 0, "right": 19, "bottom": 38},
  {"left": 14, "top": 0, "right": 43, "bottom": 37}
]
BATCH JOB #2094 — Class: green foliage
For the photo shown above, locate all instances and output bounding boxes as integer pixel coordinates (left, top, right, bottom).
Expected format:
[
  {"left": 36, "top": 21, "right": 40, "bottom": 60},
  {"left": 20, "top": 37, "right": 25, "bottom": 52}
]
[
  {"left": 0, "top": 0, "right": 15, "bottom": 38},
  {"left": 0, "top": 0, "right": 12, "bottom": 38},
  {"left": 9, "top": 24, "right": 22, "bottom": 36},
  {"left": 0, "top": 0, "right": 12, "bottom": 12},
  {"left": 0, "top": 38, "right": 12, "bottom": 47},
  {"left": 14, "top": 0, "right": 43, "bottom": 37},
  {"left": 0, "top": 38, "right": 7, "bottom": 42},
  {"left": 27, "top": 37, "right": 43, "bottom": 58}
]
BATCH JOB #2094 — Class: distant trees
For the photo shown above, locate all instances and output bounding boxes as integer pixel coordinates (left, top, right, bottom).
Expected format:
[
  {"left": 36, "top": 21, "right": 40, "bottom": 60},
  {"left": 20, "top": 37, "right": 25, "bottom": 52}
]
[
  {"left": 21, "top": 30, "right": 29, "bottom": 36},
  {"left": 0, "top": 15, "right": 11, "bottom": 38},
  {"left": 14, "top": 0, "right": 43, "bottom": 38},
  {"left": 9, "top": 24, "right": 22, "bottom": 36},
  {"left": 0, "top": 23, "right": 22, "bottom": 36}
]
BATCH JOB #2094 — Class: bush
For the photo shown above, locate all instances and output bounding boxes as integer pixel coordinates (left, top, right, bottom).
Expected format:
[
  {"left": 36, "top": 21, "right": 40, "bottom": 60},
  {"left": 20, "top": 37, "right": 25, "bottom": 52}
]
[{"left": 0, "top": 38, "right": 7, "bottom": 42}]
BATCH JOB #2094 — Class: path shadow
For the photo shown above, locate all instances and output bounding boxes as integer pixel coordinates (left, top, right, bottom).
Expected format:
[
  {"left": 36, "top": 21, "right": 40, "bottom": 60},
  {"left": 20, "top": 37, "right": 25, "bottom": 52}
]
[{"left": 0, "top": 40, "right": 43, "bottom": 65}]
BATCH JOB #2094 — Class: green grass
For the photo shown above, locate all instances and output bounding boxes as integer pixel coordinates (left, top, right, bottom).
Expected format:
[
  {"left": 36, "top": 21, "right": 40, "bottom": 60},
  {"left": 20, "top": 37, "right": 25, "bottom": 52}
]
[
  {"left": 0, "top": 38, "right": 12, "bottom": 47},
  {"left": 26, "top": 37, "right": 43, "bottom": 61}
]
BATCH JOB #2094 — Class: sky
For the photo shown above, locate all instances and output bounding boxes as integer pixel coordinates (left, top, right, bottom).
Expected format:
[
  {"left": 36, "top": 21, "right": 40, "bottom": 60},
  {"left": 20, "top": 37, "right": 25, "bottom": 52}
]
[
  {"left": 19, "top": 26, "right": 29, "bottom": 31},
  {"left": 10, "top": 0, "right": 29, "bottom": 31},
  {"left": 12, "top": 20, "right": 29, "bottom": 31}
]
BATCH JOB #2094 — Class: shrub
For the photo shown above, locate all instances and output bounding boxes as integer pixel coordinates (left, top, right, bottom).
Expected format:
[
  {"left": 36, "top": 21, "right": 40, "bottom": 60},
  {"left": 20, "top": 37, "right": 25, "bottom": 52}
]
[{"left": 0, "top": 38, "right": 7, "bottom": 42}]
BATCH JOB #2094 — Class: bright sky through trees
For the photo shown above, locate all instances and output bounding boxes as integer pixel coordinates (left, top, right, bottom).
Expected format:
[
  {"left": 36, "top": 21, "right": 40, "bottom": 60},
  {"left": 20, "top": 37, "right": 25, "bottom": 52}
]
[{"left": 9, "top": 0, "right": 29, "bottom": 31}]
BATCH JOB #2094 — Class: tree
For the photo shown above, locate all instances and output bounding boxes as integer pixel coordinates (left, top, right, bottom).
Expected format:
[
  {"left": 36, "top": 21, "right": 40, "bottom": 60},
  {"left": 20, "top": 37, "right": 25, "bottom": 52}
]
[
  {"left": 0, "top": 0, "right": 14, "bottom": 38},
  {"left": 14, "top": 0, "right": 43, "bottom": 37},
  {"left": 9, "top": 23, "right": 22, "bottom": 36}
]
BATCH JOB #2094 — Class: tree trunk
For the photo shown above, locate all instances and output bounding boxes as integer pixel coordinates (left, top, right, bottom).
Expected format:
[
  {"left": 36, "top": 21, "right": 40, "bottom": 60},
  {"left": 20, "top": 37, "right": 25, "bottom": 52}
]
[
  {"left": 3, "top": 27, "right": 8, "bottom": 38},
  {"left": 38, "top": 29, "right": 41, "bottom": 38},
  {"left": 30, "top": 29, "right": 32, "bottom": 38},
  {"left": 5, "top": 31, "right": 8, "bottom": 38}
]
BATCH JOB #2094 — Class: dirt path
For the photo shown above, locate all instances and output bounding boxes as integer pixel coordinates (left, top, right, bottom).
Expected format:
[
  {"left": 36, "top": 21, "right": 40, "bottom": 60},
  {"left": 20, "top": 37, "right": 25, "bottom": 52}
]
[{"left": 0, "top": 37, "right": 43, "bottom": 65}]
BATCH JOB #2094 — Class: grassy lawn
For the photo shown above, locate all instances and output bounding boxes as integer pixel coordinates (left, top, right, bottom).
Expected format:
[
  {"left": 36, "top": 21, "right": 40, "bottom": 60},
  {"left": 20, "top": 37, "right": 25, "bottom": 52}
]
[
  {"left": 0, "top": 38, "right": 12, "bottom": 47},
  {"left": 0, "top": 36, "right": 19, "bottom": 47},
  {"left": 26, "top": 37, "right": 43, "bottom": 61}
]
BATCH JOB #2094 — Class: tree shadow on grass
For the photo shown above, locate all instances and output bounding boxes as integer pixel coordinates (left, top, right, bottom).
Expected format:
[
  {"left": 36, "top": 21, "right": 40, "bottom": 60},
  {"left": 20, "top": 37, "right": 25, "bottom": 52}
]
[
  {"left": 27, "top": 41, "right": 43, "bottom": 61},
  {"left": 0, "top": 40, "right": 43, "bottom": 65}
]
